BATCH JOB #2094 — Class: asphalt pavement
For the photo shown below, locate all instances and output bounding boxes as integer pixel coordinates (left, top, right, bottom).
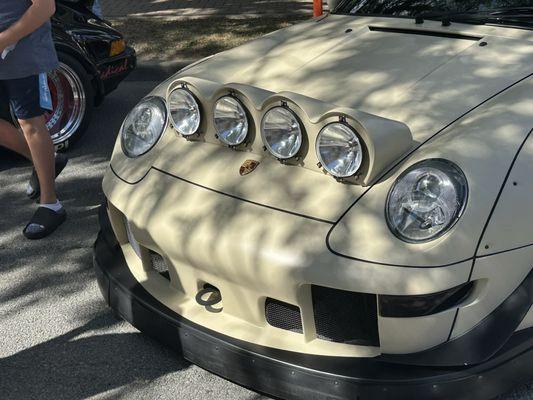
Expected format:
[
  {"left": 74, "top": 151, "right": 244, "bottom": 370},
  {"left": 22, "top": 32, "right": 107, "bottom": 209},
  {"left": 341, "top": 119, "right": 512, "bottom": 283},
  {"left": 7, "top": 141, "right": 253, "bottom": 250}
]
[{"left": 0, "top": 74, "right": 531, "bottom": 400}]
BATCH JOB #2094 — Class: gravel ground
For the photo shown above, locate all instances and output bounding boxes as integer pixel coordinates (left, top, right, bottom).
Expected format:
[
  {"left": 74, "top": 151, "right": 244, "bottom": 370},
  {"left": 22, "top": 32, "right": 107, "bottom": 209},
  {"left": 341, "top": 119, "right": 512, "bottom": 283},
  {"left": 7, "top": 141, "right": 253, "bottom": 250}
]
[
  {"left": 0, "top": 77, "right": 531, "bottom": 400},
  {"left": 109, "top": 16, "right": 308, "bottom": 62}
]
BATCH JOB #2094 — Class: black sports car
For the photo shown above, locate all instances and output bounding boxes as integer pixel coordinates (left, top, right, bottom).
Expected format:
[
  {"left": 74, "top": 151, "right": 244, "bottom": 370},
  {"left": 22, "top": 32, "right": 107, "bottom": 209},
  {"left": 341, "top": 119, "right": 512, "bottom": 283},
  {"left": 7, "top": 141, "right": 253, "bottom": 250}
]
[{"left": 1, "top": 0, "right": 136, "bottom": 150}]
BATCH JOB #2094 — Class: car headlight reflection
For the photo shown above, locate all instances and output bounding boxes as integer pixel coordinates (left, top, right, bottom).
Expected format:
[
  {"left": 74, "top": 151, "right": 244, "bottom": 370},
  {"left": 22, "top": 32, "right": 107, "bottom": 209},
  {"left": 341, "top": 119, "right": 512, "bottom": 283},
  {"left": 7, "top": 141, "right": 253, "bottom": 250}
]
[
  {"left": 214, "top": 96, "right": 249, "bottom": 146},
  {"left": 121, "top": 96, "right": 167, "bottom": 158},
  {"left": 169, "top": 88, "right": 201, "bottom": 136},
  {"left": 261, "top": 106, "right": 302, "bottom": 160},
  {"left": 316, "top": 123, "right": 363, "bottom": 178},
  {"left": 386, "top": 159, "right": 468, "bottom": 243}
]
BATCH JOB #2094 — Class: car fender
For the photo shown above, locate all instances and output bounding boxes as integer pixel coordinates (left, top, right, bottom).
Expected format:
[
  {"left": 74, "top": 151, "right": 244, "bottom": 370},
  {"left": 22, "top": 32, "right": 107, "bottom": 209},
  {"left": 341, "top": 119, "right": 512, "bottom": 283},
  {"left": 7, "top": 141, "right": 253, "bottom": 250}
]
[{"left": 327, "top": 76, "right": 533, "bottom": 268}]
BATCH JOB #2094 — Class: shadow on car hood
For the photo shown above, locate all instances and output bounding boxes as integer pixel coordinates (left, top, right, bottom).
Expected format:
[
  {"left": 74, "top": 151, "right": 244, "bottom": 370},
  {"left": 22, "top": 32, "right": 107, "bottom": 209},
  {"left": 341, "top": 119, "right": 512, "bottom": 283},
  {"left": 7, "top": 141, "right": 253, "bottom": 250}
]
[
  {"left": 111, "top": 15, "right": 533, "bottom": 224},
  {"left": 181, "top": 14, "right": 533, "bottom": 143}
]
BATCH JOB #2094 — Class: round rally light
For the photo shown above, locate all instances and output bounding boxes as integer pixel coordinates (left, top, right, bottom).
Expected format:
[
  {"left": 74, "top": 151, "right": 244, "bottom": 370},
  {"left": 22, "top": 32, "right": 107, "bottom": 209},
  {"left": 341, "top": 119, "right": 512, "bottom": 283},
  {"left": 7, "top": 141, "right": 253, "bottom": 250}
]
[
  {"left": 316, "top": 123, "right": 363, "bottom": 178},
  {"left": 214, "top": 96, "right": 249, "bottom": 146},
  {"left": 168, "top": 87, "right": 201, "bottom": 136},
  {"left": 121, "top": 96, "right": 167, "bottom": 158},
  {"left": 261, "top": 106, "right": 302, "bottom": 160},
  {"left": 386, "top": 159, "right": 468, "bottom": 243}
]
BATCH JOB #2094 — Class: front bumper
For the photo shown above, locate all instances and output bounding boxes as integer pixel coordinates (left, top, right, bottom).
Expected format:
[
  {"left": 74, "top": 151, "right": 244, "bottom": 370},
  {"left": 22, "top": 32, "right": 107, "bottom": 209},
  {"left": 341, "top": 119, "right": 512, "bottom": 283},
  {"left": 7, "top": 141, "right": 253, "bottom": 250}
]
[
  {"left": 94, "top": 204, "right": 533, "bottom": 400},
  {"left": 96, "top": 46, "right": 136, "bottom": 96}
]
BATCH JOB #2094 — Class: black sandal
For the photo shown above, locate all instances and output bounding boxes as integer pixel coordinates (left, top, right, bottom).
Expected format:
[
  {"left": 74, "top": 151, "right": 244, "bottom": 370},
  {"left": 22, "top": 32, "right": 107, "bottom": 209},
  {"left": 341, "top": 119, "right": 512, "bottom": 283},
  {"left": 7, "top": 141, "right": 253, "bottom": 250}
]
[
  {"left": 27, "top": 153, "right": 69, "bottom": 200},
  {"left": 23, "top": 207, "right": 67, "bottom": 240}
]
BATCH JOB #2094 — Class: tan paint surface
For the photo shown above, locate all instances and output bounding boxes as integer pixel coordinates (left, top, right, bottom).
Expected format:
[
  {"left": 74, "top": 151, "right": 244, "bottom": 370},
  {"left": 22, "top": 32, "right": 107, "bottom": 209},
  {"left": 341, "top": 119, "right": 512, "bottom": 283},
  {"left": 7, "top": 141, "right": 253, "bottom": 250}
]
[
  {"left": 103, "top": 16, "right": 533, "bottom": 355},
  {"left": 452, "top": 247, "right": 533, "bottom": 337},
  {"left": 182, "top": 16, "right": 533, "bottom": 143},
  {"left": 329, "top": 78, "right": 533, "bottom": 266},
  {"left": 103, "top": 169, "right": 475, "bottom": 355},
  {"left": 478, "top": 132, "right": 533, "bottom": 255}
]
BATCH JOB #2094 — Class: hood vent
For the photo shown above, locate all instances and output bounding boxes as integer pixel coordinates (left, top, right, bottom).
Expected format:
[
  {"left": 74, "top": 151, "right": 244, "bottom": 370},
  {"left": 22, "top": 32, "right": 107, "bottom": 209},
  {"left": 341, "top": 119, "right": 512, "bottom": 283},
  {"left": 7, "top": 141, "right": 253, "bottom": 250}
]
[{"left": 368, "top": 26, "right": 482, "bottom": 41}]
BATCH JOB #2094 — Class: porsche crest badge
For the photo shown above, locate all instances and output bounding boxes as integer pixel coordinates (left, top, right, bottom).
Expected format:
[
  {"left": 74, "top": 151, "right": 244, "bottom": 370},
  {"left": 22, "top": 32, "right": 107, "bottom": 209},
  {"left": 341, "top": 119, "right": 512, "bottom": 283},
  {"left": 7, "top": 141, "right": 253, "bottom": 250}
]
[{"left": 240, "top": 160, "right": 260, "bottom": 176}]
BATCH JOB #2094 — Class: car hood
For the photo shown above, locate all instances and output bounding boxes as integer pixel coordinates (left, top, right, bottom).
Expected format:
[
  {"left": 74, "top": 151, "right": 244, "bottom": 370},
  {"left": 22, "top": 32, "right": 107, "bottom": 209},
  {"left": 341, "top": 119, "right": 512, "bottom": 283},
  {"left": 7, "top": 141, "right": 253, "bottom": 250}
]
[
  {"left": 111, "top": 15, "right": 533, "bottom": 223},
  {"left": 180, "top": 14, "right": 533, "bottom": 143}
]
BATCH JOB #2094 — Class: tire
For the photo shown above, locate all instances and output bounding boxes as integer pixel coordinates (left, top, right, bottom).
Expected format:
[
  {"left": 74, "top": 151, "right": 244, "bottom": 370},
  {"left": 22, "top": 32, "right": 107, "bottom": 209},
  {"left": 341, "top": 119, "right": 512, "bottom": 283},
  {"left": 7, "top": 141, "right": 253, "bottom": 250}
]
[{"left": 44, "top": 52, "right": 94, "bottom": 150}]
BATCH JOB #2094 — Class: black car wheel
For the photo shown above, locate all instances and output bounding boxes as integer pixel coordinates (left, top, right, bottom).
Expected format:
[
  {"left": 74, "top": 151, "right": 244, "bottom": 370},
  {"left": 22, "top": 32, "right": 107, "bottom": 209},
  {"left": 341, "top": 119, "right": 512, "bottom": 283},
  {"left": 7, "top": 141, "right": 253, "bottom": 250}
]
[{"left": 44, "top": 53, "right": 94, "bottom": 150}]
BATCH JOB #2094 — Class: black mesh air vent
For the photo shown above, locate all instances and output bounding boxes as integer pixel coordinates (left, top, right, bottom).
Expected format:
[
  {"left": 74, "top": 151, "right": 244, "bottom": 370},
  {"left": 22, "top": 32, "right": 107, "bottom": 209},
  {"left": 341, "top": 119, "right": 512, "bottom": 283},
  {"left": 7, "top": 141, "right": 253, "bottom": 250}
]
[
  {"left": 312, "top": 285, "right": 379, "bottom": 346},
  {"left": 149, "top": 251, "right": 170, "bottom": 280},
  {"left": 265, "top": 298, "right": 303, "bottom": 334}
]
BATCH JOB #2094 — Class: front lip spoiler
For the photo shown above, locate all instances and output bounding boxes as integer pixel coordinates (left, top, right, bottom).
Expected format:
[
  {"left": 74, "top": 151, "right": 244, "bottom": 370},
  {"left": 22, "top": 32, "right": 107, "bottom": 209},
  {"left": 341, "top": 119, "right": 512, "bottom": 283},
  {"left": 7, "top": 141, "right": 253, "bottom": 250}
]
[{"left": 93, "top": 203, "right": 533, "bottom": 400}]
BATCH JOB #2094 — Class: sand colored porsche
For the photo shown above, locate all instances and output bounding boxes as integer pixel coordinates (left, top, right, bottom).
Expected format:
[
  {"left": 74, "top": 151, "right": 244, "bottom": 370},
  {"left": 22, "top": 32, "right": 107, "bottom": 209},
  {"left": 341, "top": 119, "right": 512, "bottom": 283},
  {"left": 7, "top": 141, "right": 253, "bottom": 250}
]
[{"left": 94, "top": 1, "right": 533, "bottom": 399}]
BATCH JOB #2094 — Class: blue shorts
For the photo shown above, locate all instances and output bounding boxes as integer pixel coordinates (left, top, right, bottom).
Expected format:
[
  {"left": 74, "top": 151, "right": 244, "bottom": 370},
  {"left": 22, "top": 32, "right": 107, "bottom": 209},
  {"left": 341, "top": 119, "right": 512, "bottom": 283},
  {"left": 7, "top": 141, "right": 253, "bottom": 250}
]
[{"left": 0, "top": 75, "right": 44, "bottom": 120}]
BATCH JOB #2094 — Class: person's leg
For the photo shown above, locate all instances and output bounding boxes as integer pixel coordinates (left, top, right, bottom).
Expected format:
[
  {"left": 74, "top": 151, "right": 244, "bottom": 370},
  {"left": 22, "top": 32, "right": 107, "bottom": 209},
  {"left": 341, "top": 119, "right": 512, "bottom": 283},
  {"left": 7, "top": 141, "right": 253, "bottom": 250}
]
[
  {"left": 18, "top": 115, "right": 56, "bottom": 204},
  {"left": 0, "top": 118, "right": 32, "bottom": 160},
  {"left": 0, "top": 80, "right": 32, "bottom": 159},
  {"left": 7, "top": 75, "right": 66, "bottom": 239}
]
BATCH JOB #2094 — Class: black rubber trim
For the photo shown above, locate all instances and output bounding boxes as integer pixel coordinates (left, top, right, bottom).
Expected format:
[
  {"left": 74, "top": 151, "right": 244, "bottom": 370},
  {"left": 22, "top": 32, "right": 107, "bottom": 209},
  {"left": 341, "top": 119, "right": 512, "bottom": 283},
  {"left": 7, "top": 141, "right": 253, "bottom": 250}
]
[
  {"left": 381, "top": 268, "right": 533, "bottom": 366},
  {"left": 368, "top": 26, "right": 482, "bottom": 40},
  {"left": 325, "top": 72, "right": 533, "bottom": 268},
  {"left": 93, "top": 203, "right": 533, "bottom": 400}
]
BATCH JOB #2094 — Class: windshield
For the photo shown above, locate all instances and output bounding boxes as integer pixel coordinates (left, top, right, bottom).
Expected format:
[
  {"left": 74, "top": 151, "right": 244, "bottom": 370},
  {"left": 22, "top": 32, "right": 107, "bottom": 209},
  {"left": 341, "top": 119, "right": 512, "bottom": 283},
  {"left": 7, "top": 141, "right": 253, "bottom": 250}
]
[{"left": 334, "top": 1, "right": 533, "bottom": 29}]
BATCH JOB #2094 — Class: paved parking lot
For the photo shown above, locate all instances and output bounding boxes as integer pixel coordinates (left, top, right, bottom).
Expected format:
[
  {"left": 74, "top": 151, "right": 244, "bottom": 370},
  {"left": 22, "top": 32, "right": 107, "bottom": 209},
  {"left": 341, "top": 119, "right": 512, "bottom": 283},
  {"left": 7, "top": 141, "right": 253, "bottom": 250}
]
[{"left": 0, "top": 74, "right": 531, "bottom": 400}]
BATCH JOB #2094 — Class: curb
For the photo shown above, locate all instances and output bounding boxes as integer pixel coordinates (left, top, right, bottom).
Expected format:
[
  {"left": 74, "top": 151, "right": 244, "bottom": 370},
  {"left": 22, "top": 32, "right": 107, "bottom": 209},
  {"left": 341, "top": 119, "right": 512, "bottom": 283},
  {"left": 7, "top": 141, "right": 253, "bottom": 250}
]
[{"left": 127, "top": 59, "right": 199, "bottom": 82}]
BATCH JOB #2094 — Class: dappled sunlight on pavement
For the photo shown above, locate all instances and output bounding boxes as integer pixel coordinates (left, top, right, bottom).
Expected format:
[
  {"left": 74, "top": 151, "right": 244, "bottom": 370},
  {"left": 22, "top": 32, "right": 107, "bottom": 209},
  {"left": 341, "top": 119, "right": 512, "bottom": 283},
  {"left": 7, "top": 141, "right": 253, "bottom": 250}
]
[{"left": 0, "top": 79, "right": 267, "bottom": 400}]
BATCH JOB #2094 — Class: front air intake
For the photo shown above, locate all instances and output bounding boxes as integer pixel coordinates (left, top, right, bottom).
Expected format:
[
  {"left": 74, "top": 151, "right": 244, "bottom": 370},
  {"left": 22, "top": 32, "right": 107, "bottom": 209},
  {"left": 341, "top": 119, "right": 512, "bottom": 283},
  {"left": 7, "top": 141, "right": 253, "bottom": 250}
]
[
  {"left": 368, "top": 26, "right": 482, "bottom": 41},
  {"left": 265, "top": 298, "right": 303, "bottom": 334},
  {"left": 312, "top": 285, "right": 379, "bottom": 346},
  {"left": 149, "top": 251, "right": 170, "bottom": 280}
]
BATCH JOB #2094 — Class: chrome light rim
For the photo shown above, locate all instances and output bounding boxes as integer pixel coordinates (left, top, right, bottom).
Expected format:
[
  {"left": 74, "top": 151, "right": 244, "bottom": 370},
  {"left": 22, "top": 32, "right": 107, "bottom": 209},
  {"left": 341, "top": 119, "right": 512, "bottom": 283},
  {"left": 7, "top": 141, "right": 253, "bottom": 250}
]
[
  {"left": 385, "top": 159, "right": 469, "bottom": 244},
  {"left": 315, "top": 122, "right": 363, "bottom": 178},
  {"left": 168, "top": 87, "right": 201, "bottom": 136},
  {"left": 260, "top": 106, "right": 303, "bottom": 160},
  {"left": 120, "top": 96, "right": 168, "bottom": 158},
  {"left": 214, "top": 95, "right": 249, "bottom": 146}
]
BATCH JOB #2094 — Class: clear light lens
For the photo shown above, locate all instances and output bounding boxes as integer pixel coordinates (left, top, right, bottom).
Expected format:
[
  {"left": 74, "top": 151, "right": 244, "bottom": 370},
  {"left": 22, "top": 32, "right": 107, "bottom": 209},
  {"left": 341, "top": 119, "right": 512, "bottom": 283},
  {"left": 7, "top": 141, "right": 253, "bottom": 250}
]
[
  {"left": 214, "top": 96, "right": 248, "bottom": 146},
  {"left": 261, "top": 106, "right": 302, "bottom": 159},
  {"left": 316, "top": 123, "right": 363, "bottom": 178},
  {"left": 386, "top": 159, "right": 468, "bottom": 243},
  {"left": 169, "top": 88, "right": 201, "bottom": 136},
  {"left": 121, "top": 97, "right": 167, "bottom": 158}
]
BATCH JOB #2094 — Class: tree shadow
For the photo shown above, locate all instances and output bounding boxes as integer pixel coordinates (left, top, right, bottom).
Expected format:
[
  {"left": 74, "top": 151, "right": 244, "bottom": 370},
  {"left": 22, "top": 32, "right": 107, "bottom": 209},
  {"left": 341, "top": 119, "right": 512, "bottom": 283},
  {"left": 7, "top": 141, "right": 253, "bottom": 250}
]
[
  {"left": 1, "top": 9, "right": 532, "bottom": 400},
  {"left": 0, "top": 313, "right": 190, "bottom": 400},
  {"left": 101, "top": 0, "right": 314, "bottom": 18}
]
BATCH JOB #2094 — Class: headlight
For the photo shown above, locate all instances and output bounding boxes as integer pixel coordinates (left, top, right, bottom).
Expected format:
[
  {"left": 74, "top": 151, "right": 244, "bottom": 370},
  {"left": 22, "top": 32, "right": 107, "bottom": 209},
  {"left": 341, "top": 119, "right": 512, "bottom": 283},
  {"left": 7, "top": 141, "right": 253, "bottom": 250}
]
[
  {"left": 386, "top": 159, "right": 468, "bottom": 243},
  {"left": 169, "top": 88, "right": 201, "bottom": 136},
  {"left": 214, "top": 96, "right": 248, "bottom": 146},
  {"left": 316, "top": 123, "right": 363, "bottom": 178},
  {"left": 261, "top": 106, "right": 302, "bottom": 159},
  {"left": 121, "top": 96, "right": 167, "bottom": 158}
]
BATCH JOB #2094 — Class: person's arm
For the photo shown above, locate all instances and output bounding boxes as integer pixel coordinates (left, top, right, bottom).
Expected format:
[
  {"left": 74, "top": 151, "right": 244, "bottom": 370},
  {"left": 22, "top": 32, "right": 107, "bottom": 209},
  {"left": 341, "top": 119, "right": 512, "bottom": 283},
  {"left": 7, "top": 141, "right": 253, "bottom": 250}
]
[{"left": 0, "top": 0, "right": 56, "bottom": 53}]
